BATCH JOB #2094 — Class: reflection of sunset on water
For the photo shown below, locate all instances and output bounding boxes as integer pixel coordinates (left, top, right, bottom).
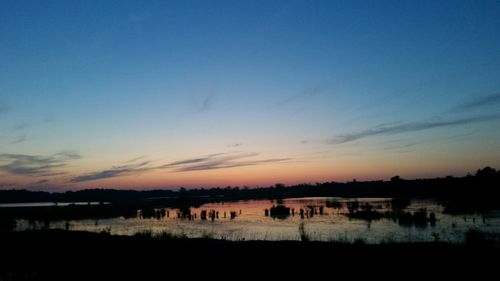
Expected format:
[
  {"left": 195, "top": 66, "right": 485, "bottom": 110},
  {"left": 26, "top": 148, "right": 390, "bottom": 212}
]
[{"left": 15, "top": 198, "right": 500, "bottom": 244}]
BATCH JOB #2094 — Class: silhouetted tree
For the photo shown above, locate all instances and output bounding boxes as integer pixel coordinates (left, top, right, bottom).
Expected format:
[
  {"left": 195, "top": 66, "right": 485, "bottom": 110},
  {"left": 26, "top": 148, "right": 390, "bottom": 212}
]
[
  {"left": 476, "top": 167, "right": 497, "bottom": 177},
  {"left": 429, "top": 212, "right": 436, "bottom": 226},
  {"left": 390, "top": 175, "right": 401, "bottom": 182}
]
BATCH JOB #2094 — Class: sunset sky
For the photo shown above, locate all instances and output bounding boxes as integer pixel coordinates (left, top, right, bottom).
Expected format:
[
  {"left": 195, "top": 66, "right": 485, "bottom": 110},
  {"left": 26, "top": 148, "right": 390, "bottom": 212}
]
[{"left": 1, "top": 0, "right": 500, "bottom": 191}]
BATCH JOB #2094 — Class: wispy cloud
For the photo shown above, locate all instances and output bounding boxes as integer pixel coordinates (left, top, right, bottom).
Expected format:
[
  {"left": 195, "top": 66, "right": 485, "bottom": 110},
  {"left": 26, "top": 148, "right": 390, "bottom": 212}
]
[
  {"left": 10, "top": 134, "right": 28, "bottom": 144},
  {"left": 174, "top": 157, "right": 291, "bottom": 172},
  {"left": 391, "top": 149, "right": 416, "bottom": 154},
  {"left": 177, "top": 158, "right": 291, "bottom": 172},
  {"left": 199, "top": 95, "right": 214, "bottom": 112},
  {"left": 54, "top": 151, "right": 82, "bottom": 160},
  {"left": 330, "top": 114, "right": 500, "bottom": 144},
  {"left": 380, "top": 142, "right": 416, "bottom": 151},
  {"left": 441, "top": 132, "right": 476, "bottom": 141},
  {"left": 0, "top": 151, "right": 81, "bottom": 176},
  {"left": 227, "top": 143, "right": 243, "bottom": 148},
  {"left": 70, "top": 161, "right": 152, "bottom": 183},
  {"left": 12, "top": 123, "right": 30, "bottom": 131},
  {"left": 451, "top": 92, "right": 500, "bottom": 112},
  {"left": 32, "top": 179, "right": 50, "bottom": 185},
  {"left": 70, "top": 152, "right": 292, "bottom": 182},
  {"left": 160, "top": 153, "right": 228, "bottom": 168},
  {"left": 162, "top": 152, "right": 290, "bottom": 172},
  {"left": 125, "top": 155, "right": 146, "bottom": 163}
]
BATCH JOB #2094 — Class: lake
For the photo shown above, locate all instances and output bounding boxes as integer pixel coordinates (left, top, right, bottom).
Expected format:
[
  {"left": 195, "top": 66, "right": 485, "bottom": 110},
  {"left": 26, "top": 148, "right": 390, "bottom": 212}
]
[
  {"left": 14, "top": 197, "right": 500, "bottom": 243},
  {"left": 0, "top": 202, "right": 107, "bottom": 208}
]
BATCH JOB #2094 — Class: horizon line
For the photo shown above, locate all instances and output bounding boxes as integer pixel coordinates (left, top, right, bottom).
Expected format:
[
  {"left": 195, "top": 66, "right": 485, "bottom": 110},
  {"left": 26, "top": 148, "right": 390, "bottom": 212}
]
[{"left": 2, "top": 166, "right": 496, "bottom": 193}]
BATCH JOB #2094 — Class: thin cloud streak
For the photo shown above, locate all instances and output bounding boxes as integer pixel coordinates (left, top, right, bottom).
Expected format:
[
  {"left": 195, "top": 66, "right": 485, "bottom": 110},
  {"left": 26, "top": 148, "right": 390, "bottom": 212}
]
[
  {"left": 70, "top": 161, "right": 152, "bottom": 183},
  {"left": 70, "top": 152, "right": 293, "bottom": 182},
  {"left": 201, "top": 95, "right": 214, "bottom": 111},
  {"left": 451, "top": 92, "right": 500, "bottom": 112},
  {"left": 391, "top": 149, "right": 416, "bottom": 154},
  {"left": 380, "top": 142, "right": 416, "bottom": 151},
  {"left": 10, "top": 134, "right": 27, "bottom": 144},
  {"left": 125, "top": 155, "right": 146, "bottom": 163},
  {"left": 193, "top": 95, "right": 215, "bottom": 113},
  {"left": 32, "top": 179, "right": 50, "bottom": 185},
  {"left": 163, "top": 152, "right": 294, "bottom": 172},
  {"left": 163, "top": 152, "right": 260, "bottom": 171},
  {"left": 227, "top": 143, "right": 243, "bottom": 148},
  {"left": 12, "top": 123, "right": 30, "bottom": 131},
  {"left": 54, "top": 151, "right": 82, "bottom": 160},
  {"left": 175, "top": 158, "right": 291, "bottom": 172},
  {"left": 160, "top": 153, "right": 229, "bottom": 168},
  {"left": 331, "top": 114, "right": 500, "bottom": 144},
  {"left": 0, "top": 151, "right": 81, "bottom": 176}
]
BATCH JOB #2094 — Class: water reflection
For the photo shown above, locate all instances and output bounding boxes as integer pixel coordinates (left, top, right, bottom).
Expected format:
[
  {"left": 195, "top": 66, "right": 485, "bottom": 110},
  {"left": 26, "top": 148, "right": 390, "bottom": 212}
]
[
  {"left": 13, "top": 197, "right": 500, "bottom": 243},
  {"left": 0, "top": 202, "right": 108, "bottom": 208}
]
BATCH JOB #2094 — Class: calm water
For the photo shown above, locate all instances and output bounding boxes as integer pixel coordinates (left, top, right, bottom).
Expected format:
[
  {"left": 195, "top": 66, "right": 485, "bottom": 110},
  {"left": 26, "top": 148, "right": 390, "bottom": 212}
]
[
  {"left": 14, "top": 197, "right": 500, "bottom": 243},
  {"left": 0, "top": 202, "right": 107, "bottom": 208}
]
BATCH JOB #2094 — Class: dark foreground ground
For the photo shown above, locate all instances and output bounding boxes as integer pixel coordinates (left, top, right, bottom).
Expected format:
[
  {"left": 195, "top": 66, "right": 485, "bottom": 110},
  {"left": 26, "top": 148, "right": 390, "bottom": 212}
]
[{"left": 1, "top": 230, "right": 500, "bottom": 280}]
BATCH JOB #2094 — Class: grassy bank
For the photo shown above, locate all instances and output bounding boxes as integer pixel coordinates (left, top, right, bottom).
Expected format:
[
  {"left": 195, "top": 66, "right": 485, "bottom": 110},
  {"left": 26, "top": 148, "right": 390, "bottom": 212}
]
[{"left": 1, "top": 229, "right": 499, "bottom": 280}]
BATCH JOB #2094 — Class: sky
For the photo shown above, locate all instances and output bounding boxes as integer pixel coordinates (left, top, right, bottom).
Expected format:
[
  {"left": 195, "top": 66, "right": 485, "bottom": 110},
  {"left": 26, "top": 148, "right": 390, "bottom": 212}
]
[{"left": 1, "top": 0, "right": 500, "bottom": 191}]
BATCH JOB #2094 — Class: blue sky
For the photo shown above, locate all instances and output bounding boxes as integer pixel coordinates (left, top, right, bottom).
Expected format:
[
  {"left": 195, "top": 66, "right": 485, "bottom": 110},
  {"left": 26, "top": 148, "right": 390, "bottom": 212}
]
[{"left": 1, "top": 0, "right": 500, "bottom": 190}]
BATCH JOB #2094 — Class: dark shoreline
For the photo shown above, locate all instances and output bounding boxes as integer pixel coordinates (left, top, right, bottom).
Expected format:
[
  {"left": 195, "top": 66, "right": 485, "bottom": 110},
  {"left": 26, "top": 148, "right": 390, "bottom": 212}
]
[
  {"left": 2, "top": 167, "right": 499, "bottom": 204},
  {"left": 1, "top": 229, "right": 499, "bottom": 280}
]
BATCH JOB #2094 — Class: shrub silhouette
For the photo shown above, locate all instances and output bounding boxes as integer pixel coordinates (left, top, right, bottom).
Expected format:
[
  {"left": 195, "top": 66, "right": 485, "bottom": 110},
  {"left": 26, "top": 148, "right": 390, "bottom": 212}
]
[{"left": 270, "top": 205, "right": 290, "bottom": 219}]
